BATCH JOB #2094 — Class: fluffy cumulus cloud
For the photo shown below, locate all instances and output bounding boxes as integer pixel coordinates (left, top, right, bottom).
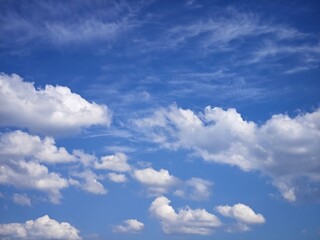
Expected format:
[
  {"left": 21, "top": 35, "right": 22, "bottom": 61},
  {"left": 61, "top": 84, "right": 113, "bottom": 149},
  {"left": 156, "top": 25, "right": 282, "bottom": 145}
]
[
  {"left": 0, "top": 156, "right": 68, "bottom": 204},
  {"left": 70, "top": 170, "right": 107, "bottom": 195},
  {"left": 0, "top": 130, "right": 116, "bottom": 201},
  {"left": 134, "top": 105, "right": 320, "bottom": 202},
  {"left": 107, "top": 173, "right": 127, "bottom": 183},
  {"left": 133, "top": 168, "right": 178, "bottom": 195},
  {"left": 0, "top": 131, "right": 75, "bottom": 203},
  {"left": 216, "top": 203, "right": 265, "bottom": 231},
  {"left": 0, "top": 130, "right": 140, "bottom": 201},
  {"left": 0, "top": 215, "right": 81, "bottom": 240},
  {"left": 95, "top": 153, "right": 131, "bottom": 172},
  {"left": 132, "top": 167, "right": 214, "bottom": 199},
  {"left": 150, "top": 196, "right": 221, "bottom": 235},
  {"left": 113, "top": 219, "right": 144, "bottom": 233},
  {"left": 0, "top": 73, "right": 111, "bottom": 135},
  {"left": 0, "top": 130, "right": 75, "bottom": 164}
]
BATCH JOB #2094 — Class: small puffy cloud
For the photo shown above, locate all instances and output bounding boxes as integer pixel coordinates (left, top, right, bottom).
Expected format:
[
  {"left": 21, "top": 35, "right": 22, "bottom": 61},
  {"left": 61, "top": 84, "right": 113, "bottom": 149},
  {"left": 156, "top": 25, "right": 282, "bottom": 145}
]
[
  {"left": 216, "top": 203, "right": 265, "bottom": 231},
  {"left": 107, "top": 173, "right": 127, "bottom": 183},
  {"left": 174, "top": 177, "right": 213, "bottom": 201},
  {"left": 71, "top": 171, "right": 107, "bottom": 195},
  {"left": 134, "top": 105, "right": 320, "bottom": 202},
  {"left": 133, "top": 168, "right": 178, "bottom": 195},
  {"left": 0, "top": 73, "right": 111, "bottom": 135},
  {"left": 133, "top": 167, "right": 212, "bottom": 199},
  {"left": 0, "top": 130, "right": 75, "bottom": 164},
  {"left": 95, "top": 153, "right": 131, "bottom": 172},
  {"left": 113, "top": 219, "right": 144, "bottom": 233},
  {"left": 72, "top": 150, "right": 97, "bottom": 166},
  {"left": 13, "top": 194, "right": 31, "bottom": 207},
  {"left": 150, "top": 196, "right": 221, "bottom": 235},
  {"left": 0, "top": 215, "right": 82, "bottom": 240}
]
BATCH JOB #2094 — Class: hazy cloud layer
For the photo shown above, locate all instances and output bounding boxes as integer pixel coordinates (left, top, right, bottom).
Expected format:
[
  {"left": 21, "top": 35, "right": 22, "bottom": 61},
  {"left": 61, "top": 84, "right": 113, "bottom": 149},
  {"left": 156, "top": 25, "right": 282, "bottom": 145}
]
[
  {"left": 0, "top": 1, "right": 142, "bottom": 46},
  {"left": 12, "top": 194, "right": 31, "bottom": 207}
]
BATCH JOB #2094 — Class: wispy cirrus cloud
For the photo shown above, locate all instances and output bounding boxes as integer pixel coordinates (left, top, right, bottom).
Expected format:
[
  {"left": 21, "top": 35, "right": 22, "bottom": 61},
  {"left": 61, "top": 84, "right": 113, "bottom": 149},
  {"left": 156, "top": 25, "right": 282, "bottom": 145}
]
[
  {"left": 135, "top": 8, "right": 305, "bottom": 52},
  {"left": 0, "top": 0, "right": 146, "bottom": 47}
]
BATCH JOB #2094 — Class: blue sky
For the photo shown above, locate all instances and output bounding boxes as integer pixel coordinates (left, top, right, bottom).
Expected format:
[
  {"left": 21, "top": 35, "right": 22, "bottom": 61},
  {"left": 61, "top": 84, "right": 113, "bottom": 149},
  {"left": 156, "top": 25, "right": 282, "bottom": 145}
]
[{"left": 0, "top": 0, "right": 319, "bottom": 239}]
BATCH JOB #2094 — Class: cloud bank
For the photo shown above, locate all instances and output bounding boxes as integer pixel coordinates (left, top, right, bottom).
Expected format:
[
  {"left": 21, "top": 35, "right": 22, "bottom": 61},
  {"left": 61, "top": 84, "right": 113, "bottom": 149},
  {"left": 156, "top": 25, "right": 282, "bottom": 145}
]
[
  {"left": 0, "top": 215, "right": 81, "bottom": 240},
  {"left": 134, "top": 104, "right": 320, "bottom": 201}
]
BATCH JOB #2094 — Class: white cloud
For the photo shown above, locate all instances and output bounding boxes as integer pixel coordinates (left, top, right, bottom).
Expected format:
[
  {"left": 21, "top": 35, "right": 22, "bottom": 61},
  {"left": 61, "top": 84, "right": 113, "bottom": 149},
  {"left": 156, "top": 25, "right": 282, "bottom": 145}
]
[
  {"left": 150, "top": 196, "right": 221, "bottom": 235},
  {"left": 133, "top": 168, "right": 178, "bottom": 195},
  {"left": 71, "top": 171, "right": 107, "bottom": 195},
  {"left": 133, "top": 167, "right": 213, "bottom": 199},
  {"left": 72, "top": 150, "right": 97, "bottom": 166},
  {"left": 13, "top": 194, "right": 31, "bottom": 207},
  {"left": 104, "top": 145, "right": 136, "bottom": 153},
  {"left": 134, "top": 105, "right": 320, "bottom": 202},
  {"left": 251, "top": 42, "right": 320, "bottom": 63},
  {"left": 0, "top": 157, "right": 68, "bottom": 204},
  {"left": 0, "top": 130, "right": 75, "bottom": 164},
  {"left": 113, "top": 219, "right": 144, "bottom": 233},
  {"left": 0, "top": 130, "right": 78, "bottom": 203},
  {"left": 216, "top": 203, "right": 265, "bottom": 231},
  {"left": 107, "top": 173, "right": 127, "bottom": 183},
  {"left": 95, "top": 153, "right": 131, "bottom": 172},
  {"left": 45, "top": 20, "right": 122, "bottom": 45},
  {"left": 0, "top": 130, "right": 114, "bottom": 200},
  {"left": 0, "top": 1, "right": 141, "bottom": 46},
  {"left": 0, "top": 73, "right": 111, "bottom": 135},
  {"left": 143, "top": 9, "right": 303, "bottom": 51},
  {"left": 174, "top": 177, "right": 213, "bottom": 201},
  {"left": 0, "top": 215, "right": 81, "bottom": 239}
]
